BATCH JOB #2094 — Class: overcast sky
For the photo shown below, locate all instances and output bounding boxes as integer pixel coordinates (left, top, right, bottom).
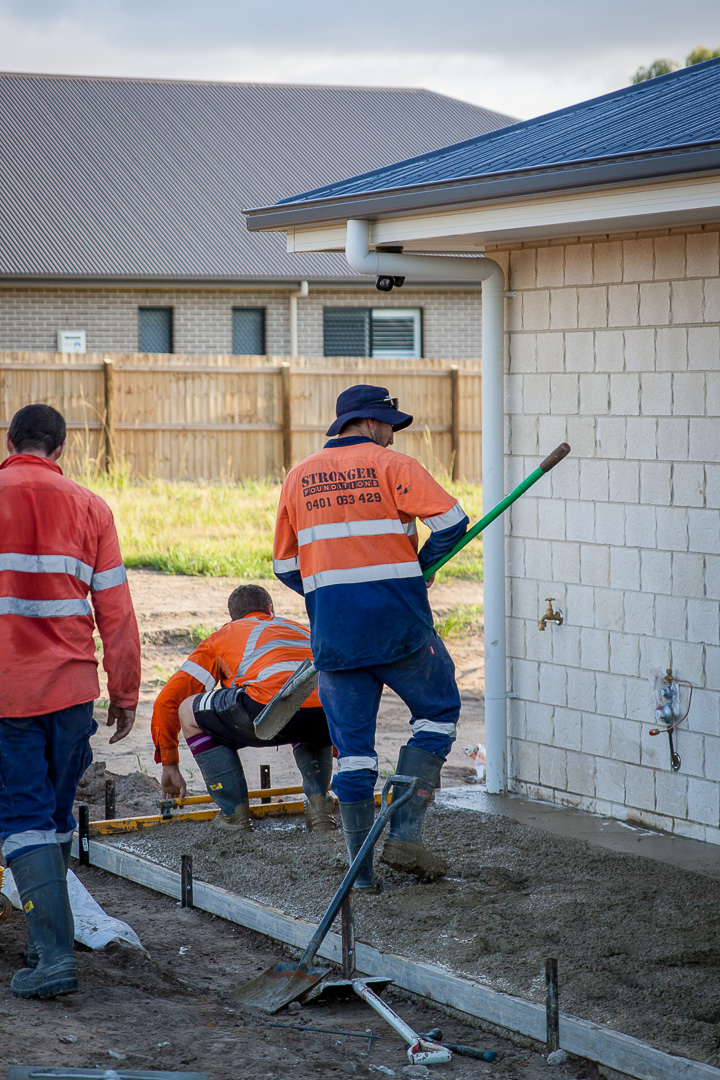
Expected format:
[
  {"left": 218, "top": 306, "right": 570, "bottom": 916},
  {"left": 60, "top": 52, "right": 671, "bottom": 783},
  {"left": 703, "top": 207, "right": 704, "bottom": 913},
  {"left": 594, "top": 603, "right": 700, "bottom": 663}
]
[{"left": 2, "top": 0, "right": 720, "bottom": 119}]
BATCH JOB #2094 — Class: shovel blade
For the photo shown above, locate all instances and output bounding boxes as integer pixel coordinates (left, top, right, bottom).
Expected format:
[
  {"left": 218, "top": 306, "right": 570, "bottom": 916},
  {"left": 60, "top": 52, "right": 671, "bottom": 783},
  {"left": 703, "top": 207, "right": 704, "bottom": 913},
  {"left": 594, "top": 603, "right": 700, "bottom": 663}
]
[
  {"left": 253, "top": 661, "right": 319, "bottom": 741},
  {"left": 230, "top": 960, "right": 328, "bottom": 1013}
]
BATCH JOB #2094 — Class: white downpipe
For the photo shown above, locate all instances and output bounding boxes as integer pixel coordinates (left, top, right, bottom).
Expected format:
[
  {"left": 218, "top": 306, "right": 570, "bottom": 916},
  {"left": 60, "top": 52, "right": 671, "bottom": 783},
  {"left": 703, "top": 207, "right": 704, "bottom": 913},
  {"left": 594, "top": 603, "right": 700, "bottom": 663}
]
[
  {"left": 289, "top": 280, "right": 309, "bottom": 357},
  {"left": 345, "top": 219, "right": 507, "bottom": 793}
]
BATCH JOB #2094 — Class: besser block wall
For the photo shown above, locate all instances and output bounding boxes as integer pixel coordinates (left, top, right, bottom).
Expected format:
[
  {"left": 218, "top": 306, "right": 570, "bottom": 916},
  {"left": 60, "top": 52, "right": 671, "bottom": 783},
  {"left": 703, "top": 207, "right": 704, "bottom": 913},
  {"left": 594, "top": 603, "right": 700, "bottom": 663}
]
[{"left": 490, "top": 226, "right": 720, "bottom": 843}]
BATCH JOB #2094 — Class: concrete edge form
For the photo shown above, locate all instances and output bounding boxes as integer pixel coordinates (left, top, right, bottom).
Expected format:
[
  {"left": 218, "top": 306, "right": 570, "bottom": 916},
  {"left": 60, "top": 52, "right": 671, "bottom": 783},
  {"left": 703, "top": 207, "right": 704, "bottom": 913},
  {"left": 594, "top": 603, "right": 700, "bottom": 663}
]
[{"left": 76, "top": 838, "right": 720, "bottom": 1080}]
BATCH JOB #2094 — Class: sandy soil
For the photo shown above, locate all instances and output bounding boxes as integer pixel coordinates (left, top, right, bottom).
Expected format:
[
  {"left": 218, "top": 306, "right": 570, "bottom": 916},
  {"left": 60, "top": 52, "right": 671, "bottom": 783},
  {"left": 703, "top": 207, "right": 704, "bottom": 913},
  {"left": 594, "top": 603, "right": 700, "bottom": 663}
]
[
  {"left": 0, "top": 865, "right": 598, "bottom": 1080},
  {"left": 93, "top": 570, "right": 486, "bottom": 794},
  {"left": 108, "top": 805, "right": 720, "bottom": 1071}
]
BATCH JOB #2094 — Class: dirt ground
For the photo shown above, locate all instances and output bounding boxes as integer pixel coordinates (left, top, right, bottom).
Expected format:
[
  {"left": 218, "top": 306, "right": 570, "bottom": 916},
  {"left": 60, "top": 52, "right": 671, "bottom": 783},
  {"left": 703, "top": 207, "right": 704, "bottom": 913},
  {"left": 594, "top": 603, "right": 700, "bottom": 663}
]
[{"left": 0, "top": 865, "right": 600, "bottom": 1080}]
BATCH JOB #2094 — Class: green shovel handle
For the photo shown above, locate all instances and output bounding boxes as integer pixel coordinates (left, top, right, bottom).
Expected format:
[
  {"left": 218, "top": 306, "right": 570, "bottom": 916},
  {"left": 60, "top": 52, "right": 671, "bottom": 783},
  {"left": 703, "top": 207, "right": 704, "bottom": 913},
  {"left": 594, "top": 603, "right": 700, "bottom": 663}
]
[{"left": 423, "top": 443, "right": 571, "bottom": 580}]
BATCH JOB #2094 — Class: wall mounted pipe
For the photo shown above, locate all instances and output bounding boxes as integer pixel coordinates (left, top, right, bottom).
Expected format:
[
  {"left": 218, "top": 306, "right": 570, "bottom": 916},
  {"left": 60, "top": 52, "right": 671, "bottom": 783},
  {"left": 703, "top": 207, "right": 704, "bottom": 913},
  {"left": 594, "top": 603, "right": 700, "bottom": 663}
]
[
  {"left": 289, "top": 279, "right": 309, "bottom": 357},
  {"left": 345, "top": 219, "right": 507, "bottom": 792}
]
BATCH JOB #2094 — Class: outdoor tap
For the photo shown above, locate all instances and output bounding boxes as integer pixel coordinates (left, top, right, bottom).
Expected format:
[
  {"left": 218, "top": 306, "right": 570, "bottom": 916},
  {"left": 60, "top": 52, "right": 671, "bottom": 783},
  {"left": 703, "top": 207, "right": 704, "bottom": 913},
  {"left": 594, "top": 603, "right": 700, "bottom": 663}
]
[{"left": 538, "top": 598, "right": 563, "bottom": 631}]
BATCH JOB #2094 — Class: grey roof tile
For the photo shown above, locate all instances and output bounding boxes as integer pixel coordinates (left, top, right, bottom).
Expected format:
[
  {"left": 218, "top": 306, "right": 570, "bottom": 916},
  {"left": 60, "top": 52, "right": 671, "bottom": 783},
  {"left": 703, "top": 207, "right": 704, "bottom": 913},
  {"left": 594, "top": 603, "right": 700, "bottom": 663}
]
[{"left": 0, "top": 73, "right": 514, "bottom": 280}]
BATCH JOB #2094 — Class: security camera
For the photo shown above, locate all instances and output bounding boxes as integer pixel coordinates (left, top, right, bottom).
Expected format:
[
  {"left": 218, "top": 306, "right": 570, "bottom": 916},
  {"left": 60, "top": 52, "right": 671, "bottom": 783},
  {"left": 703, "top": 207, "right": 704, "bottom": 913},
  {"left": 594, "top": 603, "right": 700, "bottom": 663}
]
[{"left": 375, "top": 275, "right": 405, "bottom": 292}]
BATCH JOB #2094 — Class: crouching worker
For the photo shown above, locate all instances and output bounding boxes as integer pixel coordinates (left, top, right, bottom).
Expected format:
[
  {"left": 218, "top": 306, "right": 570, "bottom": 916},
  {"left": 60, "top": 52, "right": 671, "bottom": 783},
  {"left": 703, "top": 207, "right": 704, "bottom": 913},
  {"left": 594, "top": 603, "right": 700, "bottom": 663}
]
[{"left": 151, "top": 584, "right": 335, "bottom": 832}]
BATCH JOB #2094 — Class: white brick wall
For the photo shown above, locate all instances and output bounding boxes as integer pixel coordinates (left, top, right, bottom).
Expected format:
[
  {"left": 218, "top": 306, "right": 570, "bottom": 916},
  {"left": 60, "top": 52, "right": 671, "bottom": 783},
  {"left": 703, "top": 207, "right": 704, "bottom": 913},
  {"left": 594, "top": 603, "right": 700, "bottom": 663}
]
[
  {"left": 496, "top": 226, "right": 720, "bottom": 844},
  {"left": 0, "top": 285, "right": 483, "bottom": 361}
]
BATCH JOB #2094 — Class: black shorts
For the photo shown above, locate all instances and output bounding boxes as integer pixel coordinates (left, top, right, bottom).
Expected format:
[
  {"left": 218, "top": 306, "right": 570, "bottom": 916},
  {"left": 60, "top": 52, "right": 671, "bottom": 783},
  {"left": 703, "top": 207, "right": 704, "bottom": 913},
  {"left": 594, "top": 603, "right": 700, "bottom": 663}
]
[{"left": 191, "top": 687, "right": 330, "bottom": 750}]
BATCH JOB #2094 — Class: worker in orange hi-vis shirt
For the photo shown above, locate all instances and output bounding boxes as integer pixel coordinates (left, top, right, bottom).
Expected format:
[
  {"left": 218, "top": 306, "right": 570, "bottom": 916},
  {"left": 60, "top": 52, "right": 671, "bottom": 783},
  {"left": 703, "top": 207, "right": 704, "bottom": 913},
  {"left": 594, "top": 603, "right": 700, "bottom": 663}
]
[
  {"left": 152, "top": 584, "right": 334, "bottom": 833},
  {"left": 0, "top": 404, "right": 140, "bottom": 1001},
  {"left": 273, "top": 385, "right": 469, "bottom": 889}
]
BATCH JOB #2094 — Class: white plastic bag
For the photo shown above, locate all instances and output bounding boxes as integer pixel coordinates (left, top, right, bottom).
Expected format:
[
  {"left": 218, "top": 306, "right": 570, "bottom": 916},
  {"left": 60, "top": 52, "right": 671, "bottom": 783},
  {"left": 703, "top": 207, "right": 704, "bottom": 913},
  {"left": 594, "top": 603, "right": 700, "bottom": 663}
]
[{"left": 1, "top": 866, "right": 147, "bottom": 955}]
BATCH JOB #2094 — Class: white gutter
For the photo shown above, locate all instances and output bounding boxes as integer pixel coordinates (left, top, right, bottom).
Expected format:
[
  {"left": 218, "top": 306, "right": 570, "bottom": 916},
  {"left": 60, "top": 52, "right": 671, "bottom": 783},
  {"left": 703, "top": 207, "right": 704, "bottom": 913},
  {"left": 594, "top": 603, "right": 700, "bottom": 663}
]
[
  {"left": 345, "top": 219, "right": 507, "bottom": 793},
  {"left": 289, "top": 280, "right": 309, "bottom": 357}
]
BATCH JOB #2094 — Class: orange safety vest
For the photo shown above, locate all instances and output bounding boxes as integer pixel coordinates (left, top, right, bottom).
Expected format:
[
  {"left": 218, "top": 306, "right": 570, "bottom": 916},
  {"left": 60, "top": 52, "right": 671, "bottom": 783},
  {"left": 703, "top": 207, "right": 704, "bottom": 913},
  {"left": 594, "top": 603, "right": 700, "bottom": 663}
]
[
  {"left": 273, "top": 436, "right": 467, "bottom": 670},
  {"left": 151, "top": 611, "right": 320, "bottom": 765},
  {"left": 0, "top": 454, "right": 140, "bottom": 717}
]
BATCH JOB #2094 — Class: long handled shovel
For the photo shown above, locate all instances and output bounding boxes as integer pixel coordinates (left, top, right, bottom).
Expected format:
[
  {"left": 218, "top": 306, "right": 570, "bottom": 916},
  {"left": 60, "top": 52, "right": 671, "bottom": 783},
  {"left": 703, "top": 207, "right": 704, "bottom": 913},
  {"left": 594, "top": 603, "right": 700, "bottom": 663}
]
[
  {"left": 253, "top": 442, "right": 571, "bottom": 741},
  {"left": 230, "top": 776, "right": 419, "bottom": 1013}
]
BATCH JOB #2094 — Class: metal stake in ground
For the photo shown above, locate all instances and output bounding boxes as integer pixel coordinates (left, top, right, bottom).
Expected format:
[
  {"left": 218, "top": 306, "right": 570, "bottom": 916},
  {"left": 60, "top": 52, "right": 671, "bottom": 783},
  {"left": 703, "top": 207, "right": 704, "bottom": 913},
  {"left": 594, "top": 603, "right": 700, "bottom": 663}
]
[
  {"left": 546, "top": 957, "right": 559, "bottom": 1054},
  {"left": 104, "top": 777, "right": 116, "bottom": 820},
  {"left": 181, "top": 855, "right": 194, "bottom": 909},
  {"left": 78, "top": 805, "right": 90, "bottom": 867},
  {"left": 260, "top": 764, "right": 271, "bottom": 804}
]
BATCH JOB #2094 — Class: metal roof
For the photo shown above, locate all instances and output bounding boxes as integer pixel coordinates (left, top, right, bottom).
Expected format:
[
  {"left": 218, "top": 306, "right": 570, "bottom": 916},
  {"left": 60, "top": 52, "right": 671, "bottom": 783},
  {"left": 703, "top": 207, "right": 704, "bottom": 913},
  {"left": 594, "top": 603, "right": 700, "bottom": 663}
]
[
  {"left": 247, "top": 57, "right": 720, "bottom": 229},
  {"left": 0, "top": 72, "right": 514, "bottom": 282}
]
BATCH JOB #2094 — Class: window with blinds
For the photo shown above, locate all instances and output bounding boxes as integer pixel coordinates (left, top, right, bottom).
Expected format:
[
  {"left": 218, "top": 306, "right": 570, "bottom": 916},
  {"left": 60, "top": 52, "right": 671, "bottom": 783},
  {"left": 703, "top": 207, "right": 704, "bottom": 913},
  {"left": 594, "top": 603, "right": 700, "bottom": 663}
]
[
  {"left": 233, "top": 308, "right": 266, "bottom": 355},
  {"left": 139, "top": 307, "right": 173, "bottom": 353},
  {"left": 323, "top": 308, "right": 371, "bottom": 357},
  {"left": 323, "top": 308, "right": 421, "bottom": 358}
]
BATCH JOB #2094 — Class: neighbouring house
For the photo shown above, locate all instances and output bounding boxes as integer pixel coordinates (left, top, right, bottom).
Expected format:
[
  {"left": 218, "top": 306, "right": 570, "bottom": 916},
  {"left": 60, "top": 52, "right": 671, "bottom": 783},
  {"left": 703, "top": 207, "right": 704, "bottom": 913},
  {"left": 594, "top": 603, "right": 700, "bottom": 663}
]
[
  {"left": 245, "top": 58, "right": 720, "bottom": 844},
  {"left": 0, "top": 72, "right": 514, "bottom": 360}
]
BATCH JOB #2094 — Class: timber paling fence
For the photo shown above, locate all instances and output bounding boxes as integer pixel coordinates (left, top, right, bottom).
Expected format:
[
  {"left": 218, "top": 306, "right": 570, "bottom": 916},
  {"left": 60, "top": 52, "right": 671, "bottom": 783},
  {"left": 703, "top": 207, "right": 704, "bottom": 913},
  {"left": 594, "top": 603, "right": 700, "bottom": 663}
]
[{"left": 0, "top": 351, "right": 482, "bottom": 482}]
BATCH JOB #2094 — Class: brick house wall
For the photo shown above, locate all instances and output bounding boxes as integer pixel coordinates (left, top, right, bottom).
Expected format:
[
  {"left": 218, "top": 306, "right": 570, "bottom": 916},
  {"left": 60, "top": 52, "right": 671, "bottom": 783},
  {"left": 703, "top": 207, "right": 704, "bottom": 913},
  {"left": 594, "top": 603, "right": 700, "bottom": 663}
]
[
  {"left": 488, "top": 226, "right": 720, "bottom": 844},
  {"left": 0, "top": 285, "right": 482, "bottom": 360}
]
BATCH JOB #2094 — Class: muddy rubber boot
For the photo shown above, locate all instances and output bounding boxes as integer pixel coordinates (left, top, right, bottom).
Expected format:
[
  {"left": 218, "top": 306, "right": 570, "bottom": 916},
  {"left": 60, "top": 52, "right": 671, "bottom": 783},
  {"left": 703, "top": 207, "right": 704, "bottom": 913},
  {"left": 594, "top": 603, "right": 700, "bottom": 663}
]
[
  {"left": 380, "top": 745, "right": 447, "bottom": 881},
  {"left": 293, "top": 744, "right": 336, "bottom": 832},
  {"left": 196, "top": 745, "right": 252, "bottom": 831},
  {"left": 10, "top": 845, "right": 78, "bottom": 999},
  {"left": 339, "top": 799, "right": 377, "bottom": 890},
  {"left": 24, "top": 836, "right": 74, "bottom": 969}
]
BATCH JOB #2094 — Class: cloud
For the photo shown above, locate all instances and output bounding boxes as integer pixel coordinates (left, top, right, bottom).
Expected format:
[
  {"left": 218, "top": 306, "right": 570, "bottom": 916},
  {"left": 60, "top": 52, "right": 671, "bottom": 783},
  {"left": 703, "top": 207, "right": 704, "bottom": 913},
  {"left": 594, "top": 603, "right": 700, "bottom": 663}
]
[
  {"left": 1, "top": 0, "right": 719, "bottom": 118},
  {"left": 3, "top": 0, "right": 720, "bottom": 61}
]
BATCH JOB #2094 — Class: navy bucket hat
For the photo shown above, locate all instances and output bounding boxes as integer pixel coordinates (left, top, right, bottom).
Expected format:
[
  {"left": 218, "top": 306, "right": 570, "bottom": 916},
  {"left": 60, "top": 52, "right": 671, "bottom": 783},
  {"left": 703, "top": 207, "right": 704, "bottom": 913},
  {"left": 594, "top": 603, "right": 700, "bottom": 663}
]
[{"left": 326, "top": 384, "right": 413, "bottom": 437}]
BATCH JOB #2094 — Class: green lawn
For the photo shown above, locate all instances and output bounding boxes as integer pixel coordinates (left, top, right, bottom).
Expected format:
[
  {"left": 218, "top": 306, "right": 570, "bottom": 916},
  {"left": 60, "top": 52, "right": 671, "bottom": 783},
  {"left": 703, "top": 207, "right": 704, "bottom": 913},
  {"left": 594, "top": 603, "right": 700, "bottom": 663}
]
[{"left": 87, "top": 474, "right": 484, "bottom": 581}]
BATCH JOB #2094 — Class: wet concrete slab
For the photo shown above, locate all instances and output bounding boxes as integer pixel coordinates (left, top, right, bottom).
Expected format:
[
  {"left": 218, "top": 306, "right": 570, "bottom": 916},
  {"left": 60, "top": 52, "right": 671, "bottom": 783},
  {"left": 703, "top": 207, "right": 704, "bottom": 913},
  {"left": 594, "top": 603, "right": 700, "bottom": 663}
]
[{"left": 436, "top": 785, "right": 720, "bottom": 881}]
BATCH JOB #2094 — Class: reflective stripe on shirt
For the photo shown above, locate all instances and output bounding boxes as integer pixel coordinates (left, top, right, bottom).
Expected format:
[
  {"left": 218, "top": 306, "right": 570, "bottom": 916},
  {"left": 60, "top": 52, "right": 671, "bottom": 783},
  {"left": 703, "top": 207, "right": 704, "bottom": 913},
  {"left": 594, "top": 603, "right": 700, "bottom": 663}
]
[
  {"left": 180, "top": 660, "right": 216, "bottom": 691},
  {"left": 0, "top": 552, "right": 93, "bottom": 584},
  {"left": 404, "top": 521, "right": 417, "bottom": 537},
  {"left": 297, "top": 518, "right": 405, "bottom": 546},
  {"left": 422, "top": 502, "right": 466, "bottom": 533},
  {"left": 235, "top": 637, "right": 311, "bottom": 679},
  {"left": 91, "top": 564, "right": 127, "bottom": 592},
  {"left": 273, "top": 556, "right": 300, "bottom": 574},
  {"left": 0, "top": 596, "right": 92, "bottom": 618},
  {"left": 249, "top": 660, "right": 304, "bottom": 682},
  {"left": 336, "top": 755, "right": 378, "bottom": 773},
  {"left": 302, "top": 561, "right": 423, "bottom": 594},
  {"left": 236, "top": 616, "right": 309, "bottom": 677}
]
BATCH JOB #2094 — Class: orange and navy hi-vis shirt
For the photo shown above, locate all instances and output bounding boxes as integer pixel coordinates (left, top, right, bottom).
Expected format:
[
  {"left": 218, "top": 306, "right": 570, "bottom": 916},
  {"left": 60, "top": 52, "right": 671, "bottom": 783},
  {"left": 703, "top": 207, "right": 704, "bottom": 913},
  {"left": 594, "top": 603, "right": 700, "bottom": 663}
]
[
  {"left": 151, "top": 611, "right": 320, "bottom": 765},
  {"left": 0, "top": 453, "right": 141, "bottom": 717},
  {"left": 273, "top": 436, "right": 468, "bottom": 670}
]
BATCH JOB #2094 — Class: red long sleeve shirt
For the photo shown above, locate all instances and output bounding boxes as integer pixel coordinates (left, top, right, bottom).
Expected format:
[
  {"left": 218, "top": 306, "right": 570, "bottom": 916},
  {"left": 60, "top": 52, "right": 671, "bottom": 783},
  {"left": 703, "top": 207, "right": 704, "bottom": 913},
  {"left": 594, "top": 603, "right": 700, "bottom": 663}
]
[{"left": 0, "top": 454, "right": 141, "bottom": 717}]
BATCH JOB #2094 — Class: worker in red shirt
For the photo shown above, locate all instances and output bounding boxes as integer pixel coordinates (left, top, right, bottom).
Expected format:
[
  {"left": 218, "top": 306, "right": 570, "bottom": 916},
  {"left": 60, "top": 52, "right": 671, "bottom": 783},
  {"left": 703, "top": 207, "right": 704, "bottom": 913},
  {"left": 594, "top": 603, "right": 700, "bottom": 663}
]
[
  {"left": 0, "top": 404, "right": 141, "bottom": 1000},
  {"left": 152, "top": 584, "right": 334, "bottom": 832},
  {"left": 274, "top": 385, "right": 468, "bottom": 888}
]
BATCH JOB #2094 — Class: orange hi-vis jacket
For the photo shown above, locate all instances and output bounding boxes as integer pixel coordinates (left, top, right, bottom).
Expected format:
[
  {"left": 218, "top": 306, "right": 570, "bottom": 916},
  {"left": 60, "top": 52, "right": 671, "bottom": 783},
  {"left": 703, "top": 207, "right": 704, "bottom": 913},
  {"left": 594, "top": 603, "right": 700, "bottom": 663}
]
[
  {"left": 273, "top": 436, "right": 468, "bottom": 670},
  {"left": 0, "top": 454, "right": 141, "bottom": 718},
  {"left": 151, "top": 611, "right": 321, "bottom": 765}
]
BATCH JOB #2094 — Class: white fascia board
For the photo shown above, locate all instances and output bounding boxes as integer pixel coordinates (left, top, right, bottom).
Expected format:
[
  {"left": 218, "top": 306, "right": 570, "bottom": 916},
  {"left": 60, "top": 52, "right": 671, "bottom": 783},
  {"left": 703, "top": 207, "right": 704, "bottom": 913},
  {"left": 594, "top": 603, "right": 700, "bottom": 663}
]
[{"left": 286, "top": 173, "right": 720, "bottom": 253}]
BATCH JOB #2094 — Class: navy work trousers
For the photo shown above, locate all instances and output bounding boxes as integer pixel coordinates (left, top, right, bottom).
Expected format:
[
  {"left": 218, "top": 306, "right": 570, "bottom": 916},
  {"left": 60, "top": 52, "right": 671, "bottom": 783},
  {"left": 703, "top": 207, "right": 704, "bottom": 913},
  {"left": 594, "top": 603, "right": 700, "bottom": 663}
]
[
  {"left": 0, "top": 701, "right": 96, "bottom": 863},
  {"left": 319, "top": 632, "right": 460, "bottom": 803}
]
